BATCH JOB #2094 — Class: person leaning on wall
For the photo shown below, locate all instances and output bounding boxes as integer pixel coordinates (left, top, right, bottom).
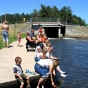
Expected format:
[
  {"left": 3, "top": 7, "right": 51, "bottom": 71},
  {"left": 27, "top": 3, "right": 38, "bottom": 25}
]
[{"left": 1, "top": 21, "right": 9, "bottom": 48}]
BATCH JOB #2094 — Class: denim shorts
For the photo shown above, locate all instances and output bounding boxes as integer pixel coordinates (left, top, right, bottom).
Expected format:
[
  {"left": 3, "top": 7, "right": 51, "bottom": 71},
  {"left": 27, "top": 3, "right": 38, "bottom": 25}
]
[
  {"left": 34, "top": 56, "right": 40, "bottom": 62},
  {"left": 34, "top": 63, "right": 50, "bottom": 78},
  {"left": 3, "top": 34, "right": 8, "bottom": 42}
]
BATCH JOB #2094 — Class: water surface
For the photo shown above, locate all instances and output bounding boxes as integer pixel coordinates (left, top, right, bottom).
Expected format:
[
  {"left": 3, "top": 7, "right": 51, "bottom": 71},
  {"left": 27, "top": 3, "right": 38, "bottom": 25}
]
[{"left": 49, "top": 38, "right": 88, "bottom": 88}]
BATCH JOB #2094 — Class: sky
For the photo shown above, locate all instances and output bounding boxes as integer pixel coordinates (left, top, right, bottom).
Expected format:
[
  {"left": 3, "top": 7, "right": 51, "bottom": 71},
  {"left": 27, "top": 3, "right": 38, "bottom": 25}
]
[{"left": 0, "top": 0, "right": 88, "bottom": 23}]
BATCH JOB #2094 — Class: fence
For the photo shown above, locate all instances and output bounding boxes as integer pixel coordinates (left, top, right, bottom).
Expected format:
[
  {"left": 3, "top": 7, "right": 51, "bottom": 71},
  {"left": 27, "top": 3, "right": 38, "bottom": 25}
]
[
  {"left": 0, "top": 22, "right": 31, "bottom": 49},
  {"left": 31, "top": 17, "right": 60, "bottom": 22}
]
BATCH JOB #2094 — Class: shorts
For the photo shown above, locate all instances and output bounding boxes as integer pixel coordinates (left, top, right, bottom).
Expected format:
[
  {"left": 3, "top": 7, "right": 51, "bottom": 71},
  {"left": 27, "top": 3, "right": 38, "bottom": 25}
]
[
  {"left": 15, "top": 74, "right": 27, "bottom": 83},
  {"left": 3, "top": 34, "right": 8, "bottom": 42},
  {"left": 34, "top": 56, "right": 40, "bottom": 62},
  {"left": 34, "top": 63, "right": 50, "bottom": 78}
]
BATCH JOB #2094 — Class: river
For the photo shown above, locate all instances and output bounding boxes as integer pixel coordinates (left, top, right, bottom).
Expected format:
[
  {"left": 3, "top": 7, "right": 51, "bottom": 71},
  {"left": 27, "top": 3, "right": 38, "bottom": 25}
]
[{"left": 48, "top": 38, "right": 88, "bottom": 88}]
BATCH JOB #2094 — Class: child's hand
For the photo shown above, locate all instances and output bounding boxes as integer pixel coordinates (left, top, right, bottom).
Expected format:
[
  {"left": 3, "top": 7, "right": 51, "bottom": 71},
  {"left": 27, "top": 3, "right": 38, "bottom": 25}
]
[{"left": 52, "top": 82, "right": 56, "bottom": 88}]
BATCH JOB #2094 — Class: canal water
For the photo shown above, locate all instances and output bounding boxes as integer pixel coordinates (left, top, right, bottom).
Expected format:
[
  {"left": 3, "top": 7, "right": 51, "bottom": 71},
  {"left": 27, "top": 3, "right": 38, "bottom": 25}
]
[{"left": 49, "top": 38, "right": 88, "bottom": 88}]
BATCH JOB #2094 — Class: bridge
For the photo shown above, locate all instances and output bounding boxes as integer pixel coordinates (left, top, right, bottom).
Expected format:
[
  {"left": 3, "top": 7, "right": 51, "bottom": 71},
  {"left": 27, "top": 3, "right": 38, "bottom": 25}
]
[{"left": 29, "top": 17, "right": 88, "bottom": 38}]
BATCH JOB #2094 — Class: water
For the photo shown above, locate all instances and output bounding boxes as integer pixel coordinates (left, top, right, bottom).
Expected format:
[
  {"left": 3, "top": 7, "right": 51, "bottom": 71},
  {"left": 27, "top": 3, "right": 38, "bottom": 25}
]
[{"left": 49, "top": 38, "right": 88, "bottom": 88}]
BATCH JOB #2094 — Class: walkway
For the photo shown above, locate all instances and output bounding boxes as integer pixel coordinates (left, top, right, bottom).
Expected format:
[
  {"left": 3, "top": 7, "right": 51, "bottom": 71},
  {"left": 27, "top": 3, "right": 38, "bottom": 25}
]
[{"left": 0, "top": 38, "right": 37, "bottom": 83}]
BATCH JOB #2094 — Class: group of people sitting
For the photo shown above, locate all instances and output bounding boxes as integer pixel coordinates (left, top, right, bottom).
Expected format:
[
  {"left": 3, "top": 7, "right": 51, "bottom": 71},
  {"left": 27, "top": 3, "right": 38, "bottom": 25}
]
[
  {"left": 26, "top": 27, "right": 67, "bottom": 88},
  {"left": 34, "top": 37, "right": 67, "bottom": 88},
  {"left": 25, "top": 27, "right": 47, "bottom": 52},
  {"left": 13, "top": 27, "right": 67, "bottom": 88}
]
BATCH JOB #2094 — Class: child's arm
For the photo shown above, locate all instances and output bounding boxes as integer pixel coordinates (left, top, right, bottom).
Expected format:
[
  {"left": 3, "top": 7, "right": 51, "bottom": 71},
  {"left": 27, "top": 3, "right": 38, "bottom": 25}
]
[
  {"left": 13, "top": 67, "right": 23, "bottom": 80},
  {"left": 14, "top": 73, "right": 23, "bottom": 80}
]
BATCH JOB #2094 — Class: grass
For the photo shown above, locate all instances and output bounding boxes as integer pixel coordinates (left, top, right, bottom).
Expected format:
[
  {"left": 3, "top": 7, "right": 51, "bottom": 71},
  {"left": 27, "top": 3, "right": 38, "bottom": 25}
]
[
  {"left": 0, "top": 23, "right": 28, "bottom": 49},
  {"left": 0, "top": 33, "right": 26, "bottom": 49}
]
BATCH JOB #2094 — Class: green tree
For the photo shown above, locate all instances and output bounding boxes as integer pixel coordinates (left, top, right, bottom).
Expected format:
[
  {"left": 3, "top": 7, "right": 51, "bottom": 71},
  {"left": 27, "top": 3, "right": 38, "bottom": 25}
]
[{"left": 60, "top": 6, "right": 72, "bottom": 24}]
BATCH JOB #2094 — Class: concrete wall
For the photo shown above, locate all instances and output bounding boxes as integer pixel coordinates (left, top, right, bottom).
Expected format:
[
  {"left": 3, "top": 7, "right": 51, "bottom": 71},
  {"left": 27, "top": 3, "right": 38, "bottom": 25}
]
[
  {"left": 65, "top": 27, "right": 88, "bottom": 37},
  {"left": 0, "top": 76, "right": 53, "bottom": 88},
  {"left": 0, "top": 76, "right": 39, "bottom": 88}
]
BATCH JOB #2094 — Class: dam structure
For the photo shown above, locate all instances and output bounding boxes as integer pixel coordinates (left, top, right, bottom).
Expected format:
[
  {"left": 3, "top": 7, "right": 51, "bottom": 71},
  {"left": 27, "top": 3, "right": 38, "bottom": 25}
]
[
  {"left": 30, "top": 17, "right": 66, "bottom": 38},
  {"left": 30, "top": 17, "right": 88, "bottom": 38}
]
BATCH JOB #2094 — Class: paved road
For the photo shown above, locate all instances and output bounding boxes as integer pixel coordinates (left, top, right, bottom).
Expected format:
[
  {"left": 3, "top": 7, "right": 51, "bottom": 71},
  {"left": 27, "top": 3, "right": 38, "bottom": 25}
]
[{"left": 0, "top": 38, "right": 37, "bottom": 83}]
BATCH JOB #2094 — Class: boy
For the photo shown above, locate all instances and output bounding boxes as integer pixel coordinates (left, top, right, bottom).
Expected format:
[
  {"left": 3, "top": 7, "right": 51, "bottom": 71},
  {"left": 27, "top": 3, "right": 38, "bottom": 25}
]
[{"left": 13, "top": 56, "right": 31, "bottom": 88}]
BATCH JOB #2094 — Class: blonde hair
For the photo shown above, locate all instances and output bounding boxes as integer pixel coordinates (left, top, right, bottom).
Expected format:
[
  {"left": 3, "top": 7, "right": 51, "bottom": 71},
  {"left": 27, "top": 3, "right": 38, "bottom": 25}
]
[
  {"left": 48, "top": 45, "right": 53, "bottom": 51},
  {"left": 15, "top": 56, "right": 22, "bottom": 63},
  {"left": 4, "top": 21, "right": 7, "bottom": 24},
  {"left": 26, "top": 31, "right": 30, "bottom": 35},
  {"left": 52, "top": 59, "right": 59, "bottom": 68},
  {"left": 42, "top": 47, "right": 48, "bottom": 58}
]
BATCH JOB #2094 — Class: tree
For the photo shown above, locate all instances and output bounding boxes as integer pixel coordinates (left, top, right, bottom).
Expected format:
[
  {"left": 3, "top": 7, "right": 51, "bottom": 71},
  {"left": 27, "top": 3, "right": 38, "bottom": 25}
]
[{"left": 60, "top": 6, "right": 72, "bottom": 24}]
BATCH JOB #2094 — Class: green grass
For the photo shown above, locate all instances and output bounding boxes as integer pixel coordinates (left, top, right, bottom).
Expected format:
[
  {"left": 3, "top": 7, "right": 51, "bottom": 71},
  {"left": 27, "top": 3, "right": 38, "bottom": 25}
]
[
  {"left": 0, "top": 33, "right": 26, "bottom": 49},
  {"left": 0, "top": 23, "right": 29, "bottom": 49}
]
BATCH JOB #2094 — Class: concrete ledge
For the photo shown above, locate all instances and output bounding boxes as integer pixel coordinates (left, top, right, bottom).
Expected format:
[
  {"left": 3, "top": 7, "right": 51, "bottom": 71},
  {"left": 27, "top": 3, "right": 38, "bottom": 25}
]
[
  {"left": 0, "top": 75, "right": 52, "bottom": 88},
  {"left": 0, "top": 75, "right": 40, "bottom": 88}
]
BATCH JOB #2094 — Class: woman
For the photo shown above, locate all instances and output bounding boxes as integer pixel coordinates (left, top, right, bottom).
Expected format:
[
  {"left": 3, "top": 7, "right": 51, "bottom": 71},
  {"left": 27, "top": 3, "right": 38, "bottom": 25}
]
[
  {"left": 26, "top": 31, "right": 37, "bottom": 52},
  {"left": 1, "top": 21, "right": 9, "bottom": 48},
  {"left": 34, "top": 53, "right": 56, "bottom": 88}
]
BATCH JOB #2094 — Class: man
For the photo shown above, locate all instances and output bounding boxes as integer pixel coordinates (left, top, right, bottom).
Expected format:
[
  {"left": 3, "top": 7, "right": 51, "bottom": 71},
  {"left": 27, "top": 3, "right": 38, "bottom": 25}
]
[{"left": 29, "top": 29, "right": 36, "bottom": 40}]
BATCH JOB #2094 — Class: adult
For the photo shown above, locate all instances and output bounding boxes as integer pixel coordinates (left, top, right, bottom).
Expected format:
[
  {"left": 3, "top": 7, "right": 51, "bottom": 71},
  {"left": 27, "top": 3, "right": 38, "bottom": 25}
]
[
  {"left": 26, "top": 31, "right": 39, "bottom": 52},
  {"left": 38, "top": 26, "right": 43, "bottom": 35},
  {"left": 34, "top": 54, "right": 56, "bottom": 88},
  {"left": 1, "top": 21, "right": 9, "bottom": 48},
  {"left": 29, "top": 29, "right": 36, "bottom": 40},
  {"left": 37, "top": 33, "right": 46, "bottom": 43}
]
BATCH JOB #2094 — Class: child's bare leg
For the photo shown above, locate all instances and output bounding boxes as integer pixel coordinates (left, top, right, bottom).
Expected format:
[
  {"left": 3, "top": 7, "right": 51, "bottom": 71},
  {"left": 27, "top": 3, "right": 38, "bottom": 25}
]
[
  {"left": 37, "top": 77, "right": 46, "bottom": 88},
  {"left": 41, "top": 76, "right": 49, "bottom": 88},
  {"left": 56, "top": 65, "right": 63, "bottom": 74},
  {"left": 26, "top": 77, "right": 31, "bottom": 87},
  {"left": 20, "top": 82, "right": 24, "bottom": 88},
  {"left": 17, "top": 42, "right": 20, "bottom": 46}
]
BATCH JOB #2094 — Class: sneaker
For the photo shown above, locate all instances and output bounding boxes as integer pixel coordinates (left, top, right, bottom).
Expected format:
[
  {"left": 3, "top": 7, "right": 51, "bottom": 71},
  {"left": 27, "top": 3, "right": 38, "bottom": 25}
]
[
  {"left": 61, "top": 73, "right": 67, "bottom": 77},
  {"left": 28, "top": 70, "right": 36, "bottom": 75},
  {"left": 61, "top": 71, "right": 65, "bottom": 74},
  {"left": 25, "top": 69, "right": 29, "bottom": 73}
]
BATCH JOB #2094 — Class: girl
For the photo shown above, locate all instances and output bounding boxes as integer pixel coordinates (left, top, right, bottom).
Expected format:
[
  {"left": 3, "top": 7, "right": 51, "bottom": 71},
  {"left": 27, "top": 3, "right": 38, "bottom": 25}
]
[{"left": 17, "top": 31, "right": 21, "bottom": 47}]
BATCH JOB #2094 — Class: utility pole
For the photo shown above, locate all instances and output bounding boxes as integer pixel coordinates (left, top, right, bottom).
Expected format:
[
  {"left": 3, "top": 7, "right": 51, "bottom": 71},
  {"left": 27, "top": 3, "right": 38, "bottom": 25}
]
[
  {"left": 5, "top": 11, "right": 6, "bottom": 21},
  {"left": 66, "top": 18, "right": 67, "bottom": 26},
  {"left": 37, "top": 1, "right": 42, "bottom": 21}
]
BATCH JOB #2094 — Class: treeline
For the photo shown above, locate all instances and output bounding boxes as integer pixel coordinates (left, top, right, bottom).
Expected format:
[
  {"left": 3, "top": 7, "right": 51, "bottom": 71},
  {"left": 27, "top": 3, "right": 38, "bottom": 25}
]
[{"left": 0, "top": 5, "right": 87, "bottom": 26}]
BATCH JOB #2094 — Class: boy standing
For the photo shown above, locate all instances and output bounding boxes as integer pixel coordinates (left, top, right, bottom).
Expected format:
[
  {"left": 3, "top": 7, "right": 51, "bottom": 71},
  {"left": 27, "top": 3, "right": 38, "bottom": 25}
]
[{"left": 13, "top": 56, "right": 31, "bottom": 88}]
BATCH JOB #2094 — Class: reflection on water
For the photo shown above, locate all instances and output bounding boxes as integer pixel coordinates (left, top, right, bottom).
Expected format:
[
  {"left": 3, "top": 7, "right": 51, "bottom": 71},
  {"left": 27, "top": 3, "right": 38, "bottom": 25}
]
[{"left": 49, "top": 38, "right": 88, "bottom": 88}]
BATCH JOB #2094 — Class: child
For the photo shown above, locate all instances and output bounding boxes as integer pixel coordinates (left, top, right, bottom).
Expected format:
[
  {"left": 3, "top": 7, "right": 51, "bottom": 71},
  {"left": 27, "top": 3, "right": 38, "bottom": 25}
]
[
  {"left": 17, "top": 31, "right": 21, "bottom": 46},
  {"left": 45, "top": 46, "right": 67, "bottom": 77},
  {"left": 13, "top": 56, "right": 31, "bottom": 88}
]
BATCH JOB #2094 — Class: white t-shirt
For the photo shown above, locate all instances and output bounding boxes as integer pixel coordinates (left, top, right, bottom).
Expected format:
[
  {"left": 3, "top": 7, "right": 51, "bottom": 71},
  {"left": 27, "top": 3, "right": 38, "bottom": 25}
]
[
  {"left": 37, "top": 59, "right": 53, "bottom": 68},
  {"left": 46, "top": 52, "right": 53, "bottom": 58},
  {"left": 37, "top": 53, "right": 43, "bottom": 58},
  {"left": 35, "top": 45, "right": 42, "bottom": 55}
]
